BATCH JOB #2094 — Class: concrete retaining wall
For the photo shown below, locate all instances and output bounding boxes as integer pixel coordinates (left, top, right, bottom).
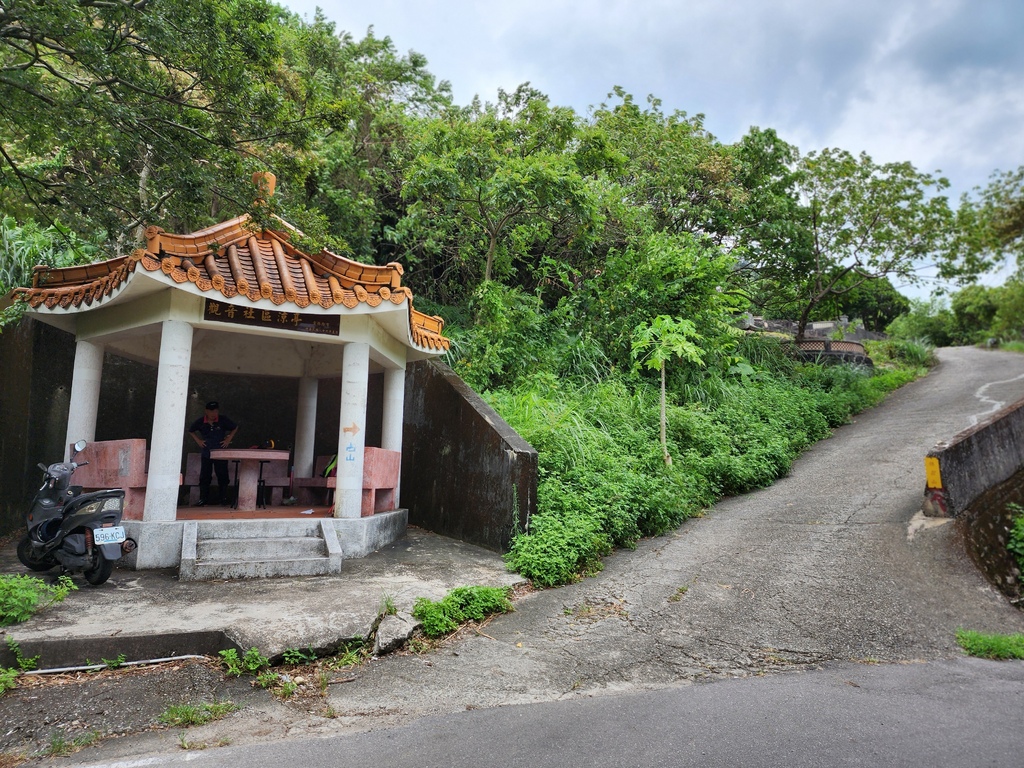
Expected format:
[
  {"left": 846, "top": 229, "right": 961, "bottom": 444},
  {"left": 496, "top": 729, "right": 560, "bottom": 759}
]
[
  {"left": 923, "top": 397, "right": 1024, "bottom": 517},
  {"left": 401, "top": 359, "right": 536, "bottom": 553},
  {"left": 957, "top": 466, "right": 1024, "bottom": 602}
]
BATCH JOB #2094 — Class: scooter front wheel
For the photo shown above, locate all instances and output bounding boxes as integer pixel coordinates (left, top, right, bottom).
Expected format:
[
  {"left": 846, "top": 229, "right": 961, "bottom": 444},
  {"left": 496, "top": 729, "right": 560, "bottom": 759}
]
[
  {"left": 83, "top": 550, "right": 114, "bottom": 585},
  {"left": 17, "top": 534, "right": 55, "bottom": 572}
]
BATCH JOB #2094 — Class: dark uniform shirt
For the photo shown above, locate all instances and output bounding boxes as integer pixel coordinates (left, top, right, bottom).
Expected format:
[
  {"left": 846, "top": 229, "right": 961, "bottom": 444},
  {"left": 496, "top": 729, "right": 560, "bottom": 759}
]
[{"left": 189, "top": 415, "right": 238, "bottom": 457}]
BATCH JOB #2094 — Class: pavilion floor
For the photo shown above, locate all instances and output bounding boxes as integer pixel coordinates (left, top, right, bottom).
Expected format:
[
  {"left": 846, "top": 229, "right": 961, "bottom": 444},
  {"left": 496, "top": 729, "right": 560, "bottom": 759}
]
[{"left": 175, "top": 504, "right": 333, "bottom": 521}]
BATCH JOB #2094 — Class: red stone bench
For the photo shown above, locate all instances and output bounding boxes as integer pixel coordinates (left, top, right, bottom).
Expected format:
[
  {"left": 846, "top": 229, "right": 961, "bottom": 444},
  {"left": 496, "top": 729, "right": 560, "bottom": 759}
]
[
  {"left": 291, "top": 447, "right": 400, "bottom": 516},
  {"left": 70, "top": 439, "right": 150, "bottom": 521}
]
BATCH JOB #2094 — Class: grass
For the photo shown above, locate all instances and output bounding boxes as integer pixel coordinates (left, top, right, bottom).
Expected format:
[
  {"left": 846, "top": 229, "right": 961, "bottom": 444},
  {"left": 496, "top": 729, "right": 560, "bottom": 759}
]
[
  {"left": 955, "top": 629, "right": 1024, "bottom": 660},
  {"left": 159, "top": 702, "right": 238, "bottom": 727},
  {"left": 37, "top": 731, "right": 100, "bottom": 758}
]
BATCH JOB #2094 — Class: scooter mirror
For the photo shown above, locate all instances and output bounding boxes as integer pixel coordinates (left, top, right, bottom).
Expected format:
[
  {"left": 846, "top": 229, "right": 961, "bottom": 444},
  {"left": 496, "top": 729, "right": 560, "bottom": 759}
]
[{"left": 73, "top": 439, "right": 87, "bottom": 452}]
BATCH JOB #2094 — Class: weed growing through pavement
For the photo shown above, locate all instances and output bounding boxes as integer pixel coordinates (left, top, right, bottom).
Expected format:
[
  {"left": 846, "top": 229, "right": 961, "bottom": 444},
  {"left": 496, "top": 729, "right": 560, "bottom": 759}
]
[
  {"left": 0, "top": 667, "right": 18, "bottom": 696},
  {"left": 37, "top": 731, "right": 100, "bottom": 758},
  {"left": 325, "top": 643, "right": 365, "bottom": 670},
  {"left": 254, "top": 671, "right": 280, "bottom": 689},
  {"left": 276, "top": 680, "right": 298, "bottom": 699},
  {"left": 412, "top": 586, "right": 513, "bottom": 638},
  {"left": 5, "top": 636, "right": 38, "bottom": 672},
  {"left": 159, "top": 702, "right": 238, "bottom": 727},
  {"left": 379, "top": 591, "right": 398, "bottom": 617},
  {"left": 101, "top": 653, "right": 127, "bottom": 670},
  {"left": 282, "top": 646, "right": 317, "bottom": 665},
  {"left": 219, "top": 647, "right": 269, "bottom": 677},
  {"left": 668, "top": 586, "right": 689, "bottom": 602},
  {"left": 0, "top": 574, "right": 76, "bottom": 627}
]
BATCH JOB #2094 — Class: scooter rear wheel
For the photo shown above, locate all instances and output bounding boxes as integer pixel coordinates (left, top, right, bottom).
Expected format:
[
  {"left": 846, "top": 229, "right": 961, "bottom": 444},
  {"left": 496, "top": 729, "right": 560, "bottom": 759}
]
[
  {"left": 84, "top": 550, "right": 114, "bottom": 585},
  {"left": 16, "top": 534, "right": 55, "bottom": 572}
]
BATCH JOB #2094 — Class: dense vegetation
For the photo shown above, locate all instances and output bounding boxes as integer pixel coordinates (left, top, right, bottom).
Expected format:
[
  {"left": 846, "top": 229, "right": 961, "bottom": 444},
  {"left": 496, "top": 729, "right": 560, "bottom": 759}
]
[{"left": 2, "top": 1, "right": 1021, "bottom": 585}]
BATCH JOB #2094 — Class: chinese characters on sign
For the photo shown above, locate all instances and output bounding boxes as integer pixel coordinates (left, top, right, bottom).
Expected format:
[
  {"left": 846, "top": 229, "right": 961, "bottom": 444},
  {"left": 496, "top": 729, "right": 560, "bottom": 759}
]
[{"left": 203, "top": 300, "right": 340, "bottom": 336}]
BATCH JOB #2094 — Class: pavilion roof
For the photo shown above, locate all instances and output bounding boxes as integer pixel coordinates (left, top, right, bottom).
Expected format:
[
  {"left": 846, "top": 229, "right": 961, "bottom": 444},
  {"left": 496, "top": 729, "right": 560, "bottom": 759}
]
[{"left": 13, "top": 213, "right": 449, "bottom": 353}]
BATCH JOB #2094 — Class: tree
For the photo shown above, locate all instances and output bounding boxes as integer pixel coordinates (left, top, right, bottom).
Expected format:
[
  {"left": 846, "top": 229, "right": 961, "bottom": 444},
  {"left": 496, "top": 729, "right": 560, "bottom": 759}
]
[
  {"left": 946, "top": 166, "right": 1024, "bottom": 282},
  {"left": 788, "top": 149, "right": 954, "bottom": 340},
  {"left": 0, "top": 0, "right": 318, "bottom": 246},
  {"left": 280, "top": 18, "right": 451, "bottom": 262},
  {"left": 822, "top": 277, "right": 910, "bottom": 333},
  {"left": 950, "top": 284, "right": 999, "bottom": 344},
  {"left": 588, "top": 89, "right": 741, "bottom": 244},
  {"left": 395, "top": 85, "right": 598, "bottom": 302},
  {"left": 631, "top": 315, "right": 704, "bottom": 466},
  {"left": 726, "top": 127, "right": 815, "bottom": 317},
  {"left": 580, "top": 231, "right": 740, "bottom": 374}
]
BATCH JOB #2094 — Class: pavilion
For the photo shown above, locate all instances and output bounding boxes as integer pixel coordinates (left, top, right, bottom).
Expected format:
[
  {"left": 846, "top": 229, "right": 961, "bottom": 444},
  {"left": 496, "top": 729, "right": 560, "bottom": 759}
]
[{"left": 5, "top": 173, "right": 450, "bottom": 573}]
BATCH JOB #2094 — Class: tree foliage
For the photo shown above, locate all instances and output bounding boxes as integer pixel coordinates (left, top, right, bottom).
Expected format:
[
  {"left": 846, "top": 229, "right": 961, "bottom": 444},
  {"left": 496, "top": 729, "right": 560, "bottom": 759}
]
[
  {"left": 0, "top": 0, "right": 316, "bottom": 244},
  {"left": 788, "top": 149, "right": 953, "bottom": 339},
  {"left": 394, "top": 85, "right": 598, "bottom": 303},
  {"left": 947, "top": 166, "right": 1024, "bottom": 281}
]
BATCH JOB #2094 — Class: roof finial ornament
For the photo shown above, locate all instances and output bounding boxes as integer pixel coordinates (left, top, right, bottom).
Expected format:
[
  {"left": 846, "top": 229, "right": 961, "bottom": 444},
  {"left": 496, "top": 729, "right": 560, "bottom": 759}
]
[{"left": 252, "top": 171, "right": 276, "bottom": 202}]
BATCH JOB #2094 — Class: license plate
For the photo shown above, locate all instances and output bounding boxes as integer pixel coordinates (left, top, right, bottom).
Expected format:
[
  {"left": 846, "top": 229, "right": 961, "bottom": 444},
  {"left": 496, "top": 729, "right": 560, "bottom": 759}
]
[{"left": 93, "top": 526, "right": 126, "bottom": 545}]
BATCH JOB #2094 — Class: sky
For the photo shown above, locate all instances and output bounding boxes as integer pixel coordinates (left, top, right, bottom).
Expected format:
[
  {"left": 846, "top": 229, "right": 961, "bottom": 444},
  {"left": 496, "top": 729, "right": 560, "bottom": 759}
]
[{"left": 283, "top": 0, "right": 1024, "bottom": 296}]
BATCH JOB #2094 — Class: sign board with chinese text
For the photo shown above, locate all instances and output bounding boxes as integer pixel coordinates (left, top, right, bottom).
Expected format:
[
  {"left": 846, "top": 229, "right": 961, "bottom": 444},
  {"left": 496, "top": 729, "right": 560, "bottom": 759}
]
[{"left": 203, "top": 300, "right": 340, "bottom": 336}]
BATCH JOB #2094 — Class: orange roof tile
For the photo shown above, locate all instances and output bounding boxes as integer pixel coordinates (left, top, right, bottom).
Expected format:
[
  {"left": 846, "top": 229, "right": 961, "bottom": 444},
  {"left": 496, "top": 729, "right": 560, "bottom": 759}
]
[{"left": 13, "top": 215, "right": 449, "bottom": 353}]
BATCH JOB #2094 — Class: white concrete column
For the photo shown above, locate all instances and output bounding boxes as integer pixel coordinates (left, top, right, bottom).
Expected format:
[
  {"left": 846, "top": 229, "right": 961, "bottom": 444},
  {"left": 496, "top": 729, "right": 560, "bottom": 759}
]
[
  {"left": 382, "top": 366, "right": 406, "bottom": 506},
  {"left": 143, "top": 319, "right": 193, "bottom": 523},
  {"left": 293, "top": 376, "right": 318, "bottom": 479},
  {"left": 335, "top": 342, "right": 369, "bottom": 519},
  {"left": 381, "top": 367, "right": 406, "bottom": 452},
  {"left": 65, "top": 339, "right": 105, "bottom": 459}
]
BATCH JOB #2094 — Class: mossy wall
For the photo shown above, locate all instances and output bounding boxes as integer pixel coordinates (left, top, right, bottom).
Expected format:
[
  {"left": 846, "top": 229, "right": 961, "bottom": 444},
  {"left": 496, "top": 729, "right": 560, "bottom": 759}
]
[{"left": 959, "top": 466, "right": 1024, "bottom": 603}]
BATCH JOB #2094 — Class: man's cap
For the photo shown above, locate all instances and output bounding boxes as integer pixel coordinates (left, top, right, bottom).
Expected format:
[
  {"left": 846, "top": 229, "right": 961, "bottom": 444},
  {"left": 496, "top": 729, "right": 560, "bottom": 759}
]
[{"left": 205, "top": 401, "right": 219, "bottom": 410}]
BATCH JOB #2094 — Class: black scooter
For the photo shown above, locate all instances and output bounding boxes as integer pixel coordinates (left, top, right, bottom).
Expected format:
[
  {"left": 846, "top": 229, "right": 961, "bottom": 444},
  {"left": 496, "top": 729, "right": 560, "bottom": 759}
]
[{"left": 17, "top": 440, "right": 136, "bottom": 585}]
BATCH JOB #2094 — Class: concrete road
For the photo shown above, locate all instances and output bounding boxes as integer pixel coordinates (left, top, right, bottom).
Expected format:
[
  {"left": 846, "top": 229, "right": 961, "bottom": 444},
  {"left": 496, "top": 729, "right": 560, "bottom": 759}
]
[
  {"left": 313, "top": 346, "right": 1024, "bottom": 718},
  {"left": 66, "top": 347, "right": 1024, "bottom": 765}
]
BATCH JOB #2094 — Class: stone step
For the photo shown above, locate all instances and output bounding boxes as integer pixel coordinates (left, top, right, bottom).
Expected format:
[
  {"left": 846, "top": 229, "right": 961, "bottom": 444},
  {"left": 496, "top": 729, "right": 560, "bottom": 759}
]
[
  {"left": 186, "top": 557, "right": 336, "bottom": 581},
  {"left": 179, "top": 520, "right": 343, "bottom": 581},
  {"left": 197, "top": 536, "right": 326, "bottom": 562},
  {"left": 194, "top": 519, "right": 324, "bottom": 540}
]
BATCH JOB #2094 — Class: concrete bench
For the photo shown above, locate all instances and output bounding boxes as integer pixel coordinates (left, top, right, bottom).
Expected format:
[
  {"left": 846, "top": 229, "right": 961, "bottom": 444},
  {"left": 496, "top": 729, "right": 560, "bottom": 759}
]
[
  {"left": 70, "top": 439, "right": 149, "bottom": 521},
  {"left": 291, "top": 448, "right": 400, "bottom": 516},
  {"left": 183, "top": 453, "right": 290, "bottom": 506}
]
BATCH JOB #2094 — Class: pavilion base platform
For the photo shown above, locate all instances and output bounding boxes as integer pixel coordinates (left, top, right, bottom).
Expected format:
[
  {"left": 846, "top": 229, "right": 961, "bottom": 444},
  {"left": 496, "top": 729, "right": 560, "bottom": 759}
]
[{"left": 121, "top": 509, "right": 408, "bottom": 580}]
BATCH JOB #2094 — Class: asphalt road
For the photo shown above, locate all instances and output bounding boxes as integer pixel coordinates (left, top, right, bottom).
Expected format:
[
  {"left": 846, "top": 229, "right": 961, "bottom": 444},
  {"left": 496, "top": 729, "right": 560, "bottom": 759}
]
[
  {"left": 70, "top": 658, "right": 1024, "bottom": 768},
  {"left": 64, "top": 347, "right": 1024, "bottom": 766}
]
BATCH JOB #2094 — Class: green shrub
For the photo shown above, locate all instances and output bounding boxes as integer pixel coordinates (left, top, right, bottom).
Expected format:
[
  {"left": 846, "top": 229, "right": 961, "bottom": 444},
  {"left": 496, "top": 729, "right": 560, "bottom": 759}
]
[
  {"left": 955, "top": 629, "right": 1024, "bottom": 660},
  {"left": 867, "top": 338, "right": 936, "bottom": 369},
  {"left": 1006, "top": 503, "right": 1024, "bottom": 571},
  {"left": 0, "top": 574, "right": 76, "bottom": 626},
  {"left": 412, "top": 586, "right": 514, "bottom": 638},
  {"left": 505, "top": 513, "right": 613, "bottom": 587}
]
